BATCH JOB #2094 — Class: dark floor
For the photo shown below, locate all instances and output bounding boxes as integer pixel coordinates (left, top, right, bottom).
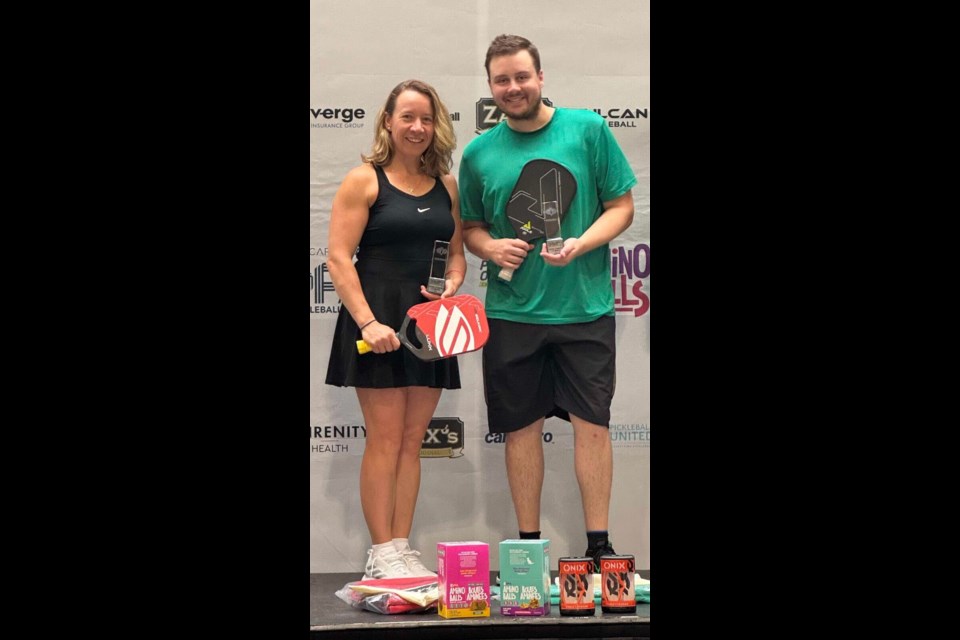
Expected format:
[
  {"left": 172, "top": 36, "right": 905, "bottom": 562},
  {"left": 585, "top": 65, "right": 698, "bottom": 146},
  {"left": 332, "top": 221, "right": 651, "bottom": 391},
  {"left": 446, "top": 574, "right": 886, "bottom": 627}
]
[{"left": 310, "top": 571, "right": 650, "bottom": 639}]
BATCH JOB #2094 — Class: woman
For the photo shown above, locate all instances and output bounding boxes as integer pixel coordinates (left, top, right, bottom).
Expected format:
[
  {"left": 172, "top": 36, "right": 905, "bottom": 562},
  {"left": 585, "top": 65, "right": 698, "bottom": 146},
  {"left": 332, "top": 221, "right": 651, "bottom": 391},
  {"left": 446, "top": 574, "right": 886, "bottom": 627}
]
[{"left": 325, "top": 79, "right": 465, "bottom": 579}]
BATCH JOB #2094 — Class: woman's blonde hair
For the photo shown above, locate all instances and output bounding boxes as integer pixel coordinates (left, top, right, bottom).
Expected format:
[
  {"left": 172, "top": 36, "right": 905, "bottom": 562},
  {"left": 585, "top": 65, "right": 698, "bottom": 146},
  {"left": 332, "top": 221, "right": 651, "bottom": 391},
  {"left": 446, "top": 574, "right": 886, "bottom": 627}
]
[{"left": 362, "top": 79, "right": 456, "bottom": 177}]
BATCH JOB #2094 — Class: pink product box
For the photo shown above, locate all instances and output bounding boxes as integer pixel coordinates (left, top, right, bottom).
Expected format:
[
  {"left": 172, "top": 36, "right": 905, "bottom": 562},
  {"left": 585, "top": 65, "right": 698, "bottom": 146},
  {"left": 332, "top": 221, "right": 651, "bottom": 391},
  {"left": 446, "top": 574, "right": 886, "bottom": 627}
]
[{"left": 437, "top": 541, "right": 490, "bottom": 618}]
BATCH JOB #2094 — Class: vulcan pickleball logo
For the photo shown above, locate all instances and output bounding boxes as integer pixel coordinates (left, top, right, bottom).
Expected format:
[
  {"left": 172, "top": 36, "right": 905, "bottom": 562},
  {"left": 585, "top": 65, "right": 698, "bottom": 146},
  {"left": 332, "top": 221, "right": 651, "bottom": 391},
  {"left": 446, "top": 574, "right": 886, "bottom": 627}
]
[
  {"left": 420, "top": 417, "right": 464, "bottom": 458},
  {"left": 591, "top": 107, "right": 649, "bottom": 129},
  {"left": 475, "top": 97, "right": 553, "bottom": 134}
]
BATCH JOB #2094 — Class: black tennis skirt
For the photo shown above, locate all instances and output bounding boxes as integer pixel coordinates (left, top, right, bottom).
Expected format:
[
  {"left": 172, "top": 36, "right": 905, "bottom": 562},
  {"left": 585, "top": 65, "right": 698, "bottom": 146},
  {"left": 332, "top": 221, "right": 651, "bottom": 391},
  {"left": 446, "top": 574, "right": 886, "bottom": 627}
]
[{"left": 325, "top": 257, "right": 461, "bottom": 389}]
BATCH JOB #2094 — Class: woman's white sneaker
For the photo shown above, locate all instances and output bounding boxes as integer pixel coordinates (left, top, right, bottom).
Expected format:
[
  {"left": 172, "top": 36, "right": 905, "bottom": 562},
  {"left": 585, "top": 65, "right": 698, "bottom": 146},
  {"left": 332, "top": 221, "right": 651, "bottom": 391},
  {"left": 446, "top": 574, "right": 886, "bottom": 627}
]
[
  {"left": 364, "top": 546, "right": 412, "bottom": 579},
  {"left": 392, "top": 539, "right": 437, "bottom": 577},
  {"left": 399, "top": 548, "right": 437, "bottom": 577}
]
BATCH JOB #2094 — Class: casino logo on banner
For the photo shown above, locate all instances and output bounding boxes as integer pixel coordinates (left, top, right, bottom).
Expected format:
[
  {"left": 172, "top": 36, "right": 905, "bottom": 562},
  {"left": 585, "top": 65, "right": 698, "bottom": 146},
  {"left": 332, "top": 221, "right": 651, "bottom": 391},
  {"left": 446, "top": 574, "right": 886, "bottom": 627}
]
[{"left": 611, "top": 243, "right": 650, "bottom": 317}]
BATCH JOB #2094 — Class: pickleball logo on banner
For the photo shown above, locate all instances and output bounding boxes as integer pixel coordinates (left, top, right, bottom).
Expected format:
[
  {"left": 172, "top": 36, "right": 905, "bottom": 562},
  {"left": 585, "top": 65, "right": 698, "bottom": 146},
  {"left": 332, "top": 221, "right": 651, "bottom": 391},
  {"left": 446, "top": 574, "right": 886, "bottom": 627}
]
[
  {"left": 475, "top": 97, "right": 553, "bottom": 134},
  {"left": 309, "top": 261, "right": 342, "bottom": 315},
  {"left": 421, "top": 417, "right": 464, "bottom": 458}
]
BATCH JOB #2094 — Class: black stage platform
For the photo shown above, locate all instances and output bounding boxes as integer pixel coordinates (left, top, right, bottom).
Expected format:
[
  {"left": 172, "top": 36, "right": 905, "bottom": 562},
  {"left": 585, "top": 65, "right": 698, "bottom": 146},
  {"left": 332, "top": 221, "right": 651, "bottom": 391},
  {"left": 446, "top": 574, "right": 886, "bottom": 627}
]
[{"left": 310, "top": 572, "right": 650, "bottom": 639}]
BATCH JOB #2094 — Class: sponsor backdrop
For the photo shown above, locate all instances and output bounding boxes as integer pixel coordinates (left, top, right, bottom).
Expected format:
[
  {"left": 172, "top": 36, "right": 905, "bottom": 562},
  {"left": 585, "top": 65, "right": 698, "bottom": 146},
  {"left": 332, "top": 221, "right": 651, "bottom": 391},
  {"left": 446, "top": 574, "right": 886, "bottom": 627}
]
[{"left": 311, "top": 0, "right": 649, "bottom": 573}]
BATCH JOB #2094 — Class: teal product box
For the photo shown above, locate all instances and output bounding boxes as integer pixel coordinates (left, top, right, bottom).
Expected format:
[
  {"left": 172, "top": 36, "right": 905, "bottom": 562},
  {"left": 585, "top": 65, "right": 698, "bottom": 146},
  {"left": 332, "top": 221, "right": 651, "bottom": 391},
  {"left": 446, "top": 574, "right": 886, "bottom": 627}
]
[{"left": 498, "top": 539, "right": 551, "bottom": 616}]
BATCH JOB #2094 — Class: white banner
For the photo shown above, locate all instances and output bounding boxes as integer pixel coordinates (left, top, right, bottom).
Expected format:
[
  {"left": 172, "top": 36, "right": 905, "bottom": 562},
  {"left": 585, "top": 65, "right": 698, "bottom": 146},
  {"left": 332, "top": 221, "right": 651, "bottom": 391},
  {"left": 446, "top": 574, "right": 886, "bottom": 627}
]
[{"left": 311, "top": 0, "right": 649, "bottom": 573}]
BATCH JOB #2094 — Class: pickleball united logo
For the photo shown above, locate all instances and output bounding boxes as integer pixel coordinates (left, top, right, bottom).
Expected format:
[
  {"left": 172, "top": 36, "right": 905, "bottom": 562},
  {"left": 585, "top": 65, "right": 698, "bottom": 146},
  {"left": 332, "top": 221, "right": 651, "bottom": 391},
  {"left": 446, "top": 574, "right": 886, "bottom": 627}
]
[
  {"left": 475, "top": 97, "right": 553, "bottom": 134},
  {"left": 610, "top": 423, "right": 649, "bottom": 448}
]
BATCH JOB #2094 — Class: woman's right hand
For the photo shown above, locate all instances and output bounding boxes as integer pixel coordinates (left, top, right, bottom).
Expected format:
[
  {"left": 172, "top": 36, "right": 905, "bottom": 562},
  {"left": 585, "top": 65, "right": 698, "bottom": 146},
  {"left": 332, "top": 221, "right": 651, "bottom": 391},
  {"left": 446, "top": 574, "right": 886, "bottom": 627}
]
[{"left": 360, "top": 321, "right": 401, "bottom": 354}]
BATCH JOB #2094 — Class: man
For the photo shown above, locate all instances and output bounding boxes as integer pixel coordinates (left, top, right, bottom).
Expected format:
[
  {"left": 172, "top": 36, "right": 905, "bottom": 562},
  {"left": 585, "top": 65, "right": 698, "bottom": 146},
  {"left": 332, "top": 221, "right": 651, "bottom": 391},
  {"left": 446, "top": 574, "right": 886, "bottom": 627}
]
[{"left": 458, "top": 34, "right": 637, "bottom": 570}]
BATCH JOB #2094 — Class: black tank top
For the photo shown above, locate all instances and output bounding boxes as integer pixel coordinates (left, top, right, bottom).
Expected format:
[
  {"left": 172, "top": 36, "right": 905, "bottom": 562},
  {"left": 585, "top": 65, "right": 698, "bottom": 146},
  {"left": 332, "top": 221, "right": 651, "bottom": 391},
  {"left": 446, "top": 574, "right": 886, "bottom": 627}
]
[{"left": 357, "top": 165, "right": 454, "bottom": 264}]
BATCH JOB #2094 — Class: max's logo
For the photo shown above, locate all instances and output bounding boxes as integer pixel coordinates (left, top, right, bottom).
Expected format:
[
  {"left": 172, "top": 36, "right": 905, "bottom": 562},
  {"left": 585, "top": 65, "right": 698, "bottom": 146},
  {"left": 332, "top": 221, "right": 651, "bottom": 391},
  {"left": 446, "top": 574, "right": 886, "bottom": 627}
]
[{"left": 420, "top": 417, "right": 465, "bottom": 458}]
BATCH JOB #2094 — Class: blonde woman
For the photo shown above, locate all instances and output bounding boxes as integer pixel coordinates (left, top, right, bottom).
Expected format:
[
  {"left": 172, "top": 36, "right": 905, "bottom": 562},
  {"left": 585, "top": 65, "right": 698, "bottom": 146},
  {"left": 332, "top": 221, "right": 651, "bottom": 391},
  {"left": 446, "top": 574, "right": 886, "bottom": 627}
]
[{"left": 325, "top": 80, "right": 465, "bottom": 579}]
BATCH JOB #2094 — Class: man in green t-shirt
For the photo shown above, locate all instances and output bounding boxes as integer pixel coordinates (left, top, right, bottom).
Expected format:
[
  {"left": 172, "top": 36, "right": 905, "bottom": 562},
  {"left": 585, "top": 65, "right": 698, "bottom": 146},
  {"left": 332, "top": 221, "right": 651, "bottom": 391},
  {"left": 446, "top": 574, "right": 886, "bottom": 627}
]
[{"left": 459, "top": 34, "right": 637, "bottom": 570}]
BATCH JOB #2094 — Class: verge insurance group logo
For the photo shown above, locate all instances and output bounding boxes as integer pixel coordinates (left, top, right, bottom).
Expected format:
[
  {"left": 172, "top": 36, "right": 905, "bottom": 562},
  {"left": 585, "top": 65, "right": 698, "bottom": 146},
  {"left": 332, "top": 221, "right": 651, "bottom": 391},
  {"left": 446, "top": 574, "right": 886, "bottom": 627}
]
[
  {"left": 420, "top": 417, "right": 464, "bottom": 458},
  {"left": 310, "top": 106, "right": 366, "bottom": 129},
  {"left": 475, "top": 97, "right": 553, "bottom": 134}
]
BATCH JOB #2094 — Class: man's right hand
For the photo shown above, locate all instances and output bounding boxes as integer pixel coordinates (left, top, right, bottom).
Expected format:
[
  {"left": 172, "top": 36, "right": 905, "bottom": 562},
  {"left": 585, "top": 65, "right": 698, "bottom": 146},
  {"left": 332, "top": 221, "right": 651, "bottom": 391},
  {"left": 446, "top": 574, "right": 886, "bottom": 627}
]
[{"left": 489, "top": 238, "right": 536, "bottom": 271}]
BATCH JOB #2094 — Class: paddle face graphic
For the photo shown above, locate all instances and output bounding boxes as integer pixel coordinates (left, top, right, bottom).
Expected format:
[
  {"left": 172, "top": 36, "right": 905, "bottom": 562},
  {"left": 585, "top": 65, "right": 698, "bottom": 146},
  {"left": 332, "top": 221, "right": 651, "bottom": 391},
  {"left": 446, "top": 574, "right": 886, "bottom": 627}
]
[
  {"left": 356, "top": 294, "right": 489, "bottom": 361},
  {"left": 500, "top": 159, "right": 577, "bottom": 281}
]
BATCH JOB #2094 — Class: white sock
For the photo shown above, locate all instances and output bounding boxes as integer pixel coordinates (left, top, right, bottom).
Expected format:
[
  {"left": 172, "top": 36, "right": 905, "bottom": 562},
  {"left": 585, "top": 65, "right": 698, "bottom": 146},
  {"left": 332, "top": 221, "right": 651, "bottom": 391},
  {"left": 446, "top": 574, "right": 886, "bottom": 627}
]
[
  {"left": 372, "top": 541, "right": 394, "bottom": 555},
  {"left": 392, "top": 537, "right": 410, "bottom": 553}
]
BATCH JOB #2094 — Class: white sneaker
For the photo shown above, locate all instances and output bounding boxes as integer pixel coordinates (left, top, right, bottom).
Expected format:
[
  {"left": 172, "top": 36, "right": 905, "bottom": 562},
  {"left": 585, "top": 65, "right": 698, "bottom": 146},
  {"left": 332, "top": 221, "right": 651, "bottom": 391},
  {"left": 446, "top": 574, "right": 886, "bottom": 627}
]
[
  {"left": 392, "top": 539, "right": 438, "bottom": 577},
  {"left": 399, "top": 547, "right": 438, "bottom": 577},
  {"left": 365, "top": 545, "right": 412, "bottom": 579}
]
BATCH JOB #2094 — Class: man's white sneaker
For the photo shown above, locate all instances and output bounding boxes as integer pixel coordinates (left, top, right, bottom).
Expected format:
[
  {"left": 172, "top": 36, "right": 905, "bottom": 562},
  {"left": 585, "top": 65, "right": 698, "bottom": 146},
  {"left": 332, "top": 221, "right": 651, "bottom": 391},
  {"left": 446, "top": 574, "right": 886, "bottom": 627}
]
[{"left": 364, "top": 546, "right": 412, "bottom": 579}]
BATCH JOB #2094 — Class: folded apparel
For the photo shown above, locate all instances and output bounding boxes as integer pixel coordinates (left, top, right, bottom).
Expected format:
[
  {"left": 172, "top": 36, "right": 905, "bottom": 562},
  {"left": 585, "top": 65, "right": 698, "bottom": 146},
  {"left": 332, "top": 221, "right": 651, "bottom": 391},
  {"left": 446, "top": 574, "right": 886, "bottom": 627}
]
[{"left": 347, "top": 576, "right": 439, "bottom": 607}]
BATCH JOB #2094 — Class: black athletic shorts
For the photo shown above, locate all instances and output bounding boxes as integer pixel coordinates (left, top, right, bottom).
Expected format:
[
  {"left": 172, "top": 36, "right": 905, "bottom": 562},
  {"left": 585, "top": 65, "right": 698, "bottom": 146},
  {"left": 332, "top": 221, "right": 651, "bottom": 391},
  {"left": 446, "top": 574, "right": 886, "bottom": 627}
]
[{"left": 482, "top": 316, "right": 616, "bottom": 433}]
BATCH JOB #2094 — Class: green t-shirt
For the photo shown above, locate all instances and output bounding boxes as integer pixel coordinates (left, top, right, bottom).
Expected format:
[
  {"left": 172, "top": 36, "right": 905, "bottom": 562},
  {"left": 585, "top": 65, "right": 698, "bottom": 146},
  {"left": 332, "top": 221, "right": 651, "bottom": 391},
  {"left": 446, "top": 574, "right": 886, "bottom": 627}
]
[{"left": 459, "top": 108, "right": 637, "bottom": 324}]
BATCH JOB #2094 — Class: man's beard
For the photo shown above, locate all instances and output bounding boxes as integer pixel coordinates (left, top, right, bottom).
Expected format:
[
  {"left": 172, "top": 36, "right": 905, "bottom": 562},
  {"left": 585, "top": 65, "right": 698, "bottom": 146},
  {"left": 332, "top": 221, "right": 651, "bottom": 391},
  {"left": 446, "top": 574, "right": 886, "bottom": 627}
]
[{"left": 499, "top": 92, "right": 542, "bottom": 121}]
